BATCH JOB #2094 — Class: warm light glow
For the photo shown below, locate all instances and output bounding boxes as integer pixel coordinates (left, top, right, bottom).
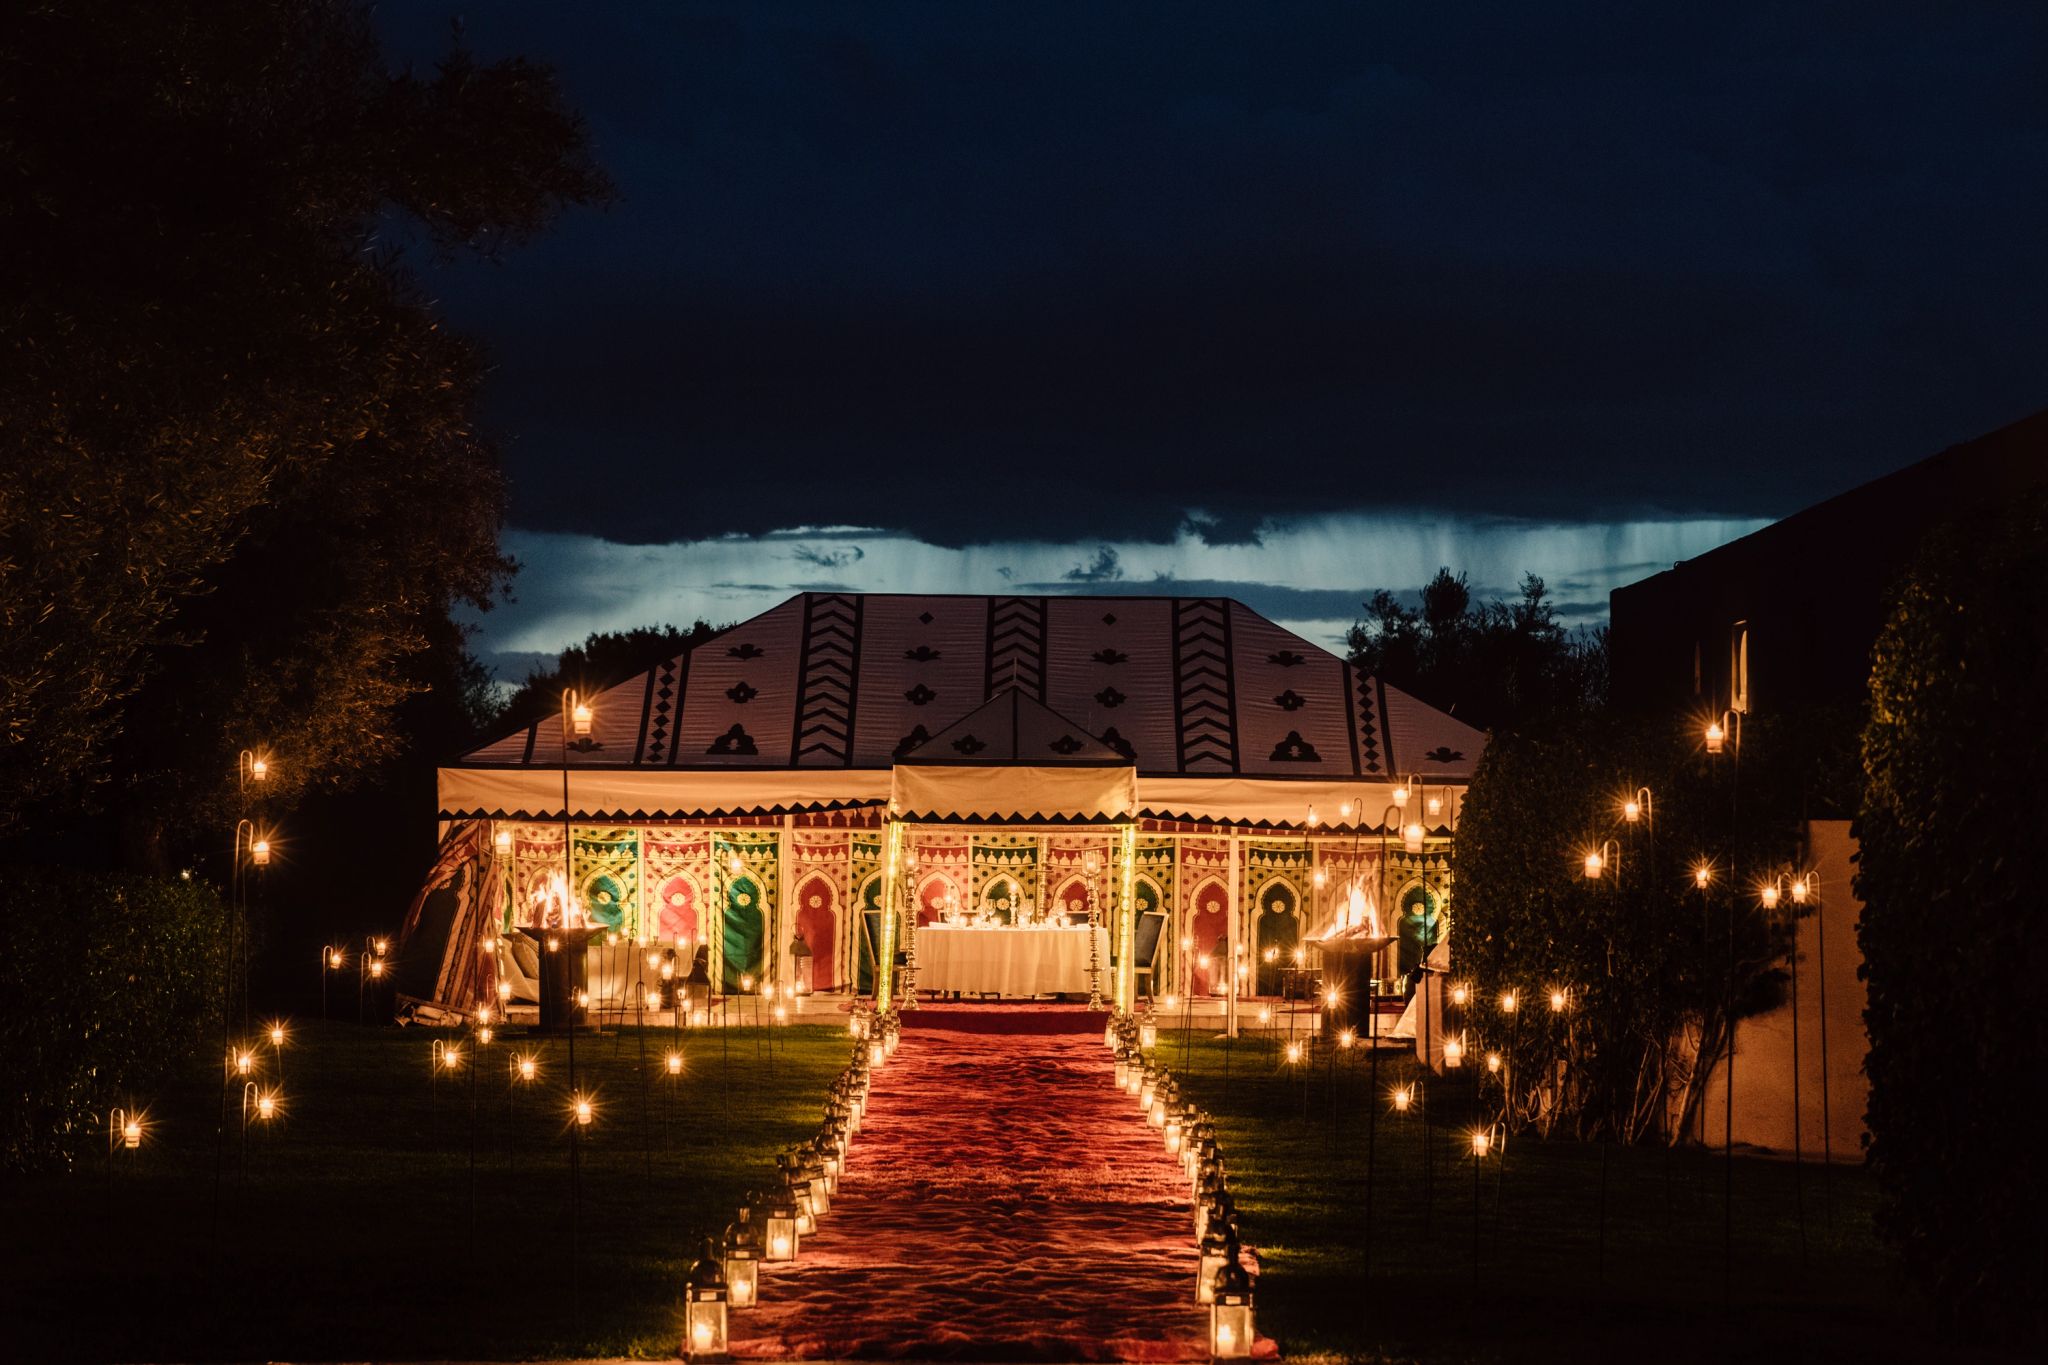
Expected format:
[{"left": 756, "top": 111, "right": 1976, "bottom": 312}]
[
  {"left": 123, "top": 1119, "right": 142, "bottom": 1147},
  {"left": 482, "top": 936, "right": 497, "bottom": 953},
  {"left": 1163, "top": 994, "right": 1180, "bottom": 1010},
  {"left": 1339, "top": 800, "right": 1353, "bottom": 820},
  {"left": 546, "top": 935, "right": 561, "bottom": 953},
  {"left": 1694, "top": 864, "right": 1713, "bottom": 889},
  {"left": 646, "top": 951, "right": 661, "bottom": 970},
  {"left": 666, "top": 1052, "right": 683, "bottom": 1075},
  {"left": 477, "top": 1005, "right": 492, "bottom": 1025},
  {"left": 478, "top": 1026, "right": 493, "bottom": 1045},
  {"left": 1324, "top": 987, "right": 1340, "bottom": 1008},
  {"left": 439, "top": 1044, "right": 462, "bottom": 1070},
  {"left": 576, "top": 989, "right": 591, "bottom": 1009},
  {"left": 1793, "top": 876, "right": 1811, "bottom": 904},
  {"left": 773, "top": 1004, "right": 788, "bottom": 1024},
  {"left": 1451, "top": 984, "right": 1469, "bottom": 1007},
  {"left": 374, "top": 938, "right": 388, "bottom": 956},
  {"left": 1337, "top": 1027, "right": 1356, "bottom": 1049},
  {"left": 1262, "top": 946, "right": 1278, "bottom": 963},
  {"left": 1403, "top": 822, "right": 1424, "bottom": 854},
  {"left": 328, "top": 949, "right": 344, "bottom": 969},
  {"left": 1306, "top": 804, "right": 1319, "bottom": 828},
  {"left": 571, "top": 701, "right": 593, "bottom": 736},
  {"left": 727, "top": 853, "right": 743, "bottom": 875},
  {"left": 646, "top": 990, "right": 662, "bottom": 1011},
  {"left": 1443, "top": 1036, "right": 1465, "bottom": 1067},
  {"left": 1256, "top": 1006, "right": 1272, "bottom": 1025},
  {"left": 1471, "top": 1128, "right": 1492, "bottom": 1156},
  {"left": 1622, "top": 798, "right": 1641, "bottom": 823},
  {"left": 268, "top": 1024, "right": 285, "bottom": 1047},
  {"left": 1392, "top": 1086, "right": 1411, "bottom": 1112},
  {"left": 1549, "top": 988, "right": 1567, "bottom": 1013},
  {"left": 1392, "top": 782, "right": 1410, "bottom": 808},
  {"left": 1311, "top": 867, "right": 1327, "bottom": 890},
  {"left": 368, "top": 959, "right": 385, "bottom": 978},
  {"left": 692, "top": 1322, "right": 713, "bottom": 1350},
  {"left": 1291, "top": 946, "right": 1305, "bottom": 965},
  {"left": 1486, "top": 1051, "right": 1502, "bottom": 1073},
  {"left": 1216, "top": 1325, "right": 1237, "bottom": 1352},
  {"left": 1285, "top": 1041, "right": 1303, "bottom": 1064},
  {"left": 251, "top": 839, "right": 271, "bottom": 867},
  {"left": 769, "top": 1233, "right": 792, "bottom": 1259},
  {"left": 236, "top": 1051, "right": 253, "bottom": 1074},
  {"left": 1760, "top": 882, "right": 1781, "bottom": 909},
  {"left": 497, "top": 979, "right": 512, "bottom": 1001},
  {"left": 1705, "top": 720, "right": 1725, "bottom": 754},
  {"left": 1583, "top": 850, "right": 1604, "bottom": 880},
  {"left": 740, "top": 974, "right": 754, "bottom": 992},
  {"left": 517, "top": 1056, "right": 537, "bottom": 1081},
  {"left": 257, "top": 1093, "right": 277, "bottom": 1120},
  {"left": 1426, "top": 794, "right": 1443, "bottom": 818},
  {"left": 573, "top": 1095, "right": 594, "bottom": 1126},
  {"left": 1499, "top": 990, "right": 1517, "bottom": 1013},
  {"left": 495, "top": 827, "right": 511, "bottom": 853}
]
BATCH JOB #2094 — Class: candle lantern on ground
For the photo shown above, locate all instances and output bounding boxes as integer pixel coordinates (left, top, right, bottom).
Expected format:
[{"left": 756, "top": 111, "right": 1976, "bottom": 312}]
[
  {"left": 1196, "top": 1224, "right": 1235, "bottom": 1305},
  {"left": 722, "top": 1204, "right": 763, "bottom": 1310},
  {"left": 763, "top": 1187, "right": 800, "bottom": 1262},
  {"left": 1113, "top": 1047, "right": 1133, "bottom": 1090},
  {"left": 1208, "top": 1255, "right": 1255, "bottom": 1360},
  {"left": 799, "top": 1146, "right": 831, "bottom": 1217},
  {"left": 684, "top": 1239, "right": 732, "bottom": 1360}
]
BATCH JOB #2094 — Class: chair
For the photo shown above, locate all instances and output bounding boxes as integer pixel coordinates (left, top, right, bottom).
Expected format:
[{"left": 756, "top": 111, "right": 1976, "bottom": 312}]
[{"left": 1131, "top": 910, "right": 1167, "bottom": 999}]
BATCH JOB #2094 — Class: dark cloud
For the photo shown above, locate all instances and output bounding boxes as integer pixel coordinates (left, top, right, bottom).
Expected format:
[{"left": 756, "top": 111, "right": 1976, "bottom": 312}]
[
  {"left": 1063, "top": 547, "right": 1123, "bottom": 583},
  {"left": 382, "top": 2, "right": 2048, "bottom": 547}
]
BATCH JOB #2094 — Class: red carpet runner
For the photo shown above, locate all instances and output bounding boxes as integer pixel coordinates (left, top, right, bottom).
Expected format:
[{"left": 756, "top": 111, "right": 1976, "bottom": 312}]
[{"left": 728, "top": 1007, "right": 1229, "bottom": 1361}]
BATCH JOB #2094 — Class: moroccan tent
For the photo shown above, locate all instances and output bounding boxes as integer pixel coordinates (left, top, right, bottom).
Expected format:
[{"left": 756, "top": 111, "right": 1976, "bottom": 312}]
[{"left": 396, "top": 593, "right": 1483, "bottom": 1017}]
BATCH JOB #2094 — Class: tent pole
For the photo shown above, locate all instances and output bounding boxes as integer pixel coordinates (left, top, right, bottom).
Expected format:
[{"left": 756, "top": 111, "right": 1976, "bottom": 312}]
[{"left": 1225, "top": 829, "right": 1241, "bottom": 1039}]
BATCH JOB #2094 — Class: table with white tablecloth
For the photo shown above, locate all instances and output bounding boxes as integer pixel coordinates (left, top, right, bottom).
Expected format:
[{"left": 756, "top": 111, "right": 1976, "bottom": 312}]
[{"left": 914, "top": 923, "right": 1110, "bottom": 997}]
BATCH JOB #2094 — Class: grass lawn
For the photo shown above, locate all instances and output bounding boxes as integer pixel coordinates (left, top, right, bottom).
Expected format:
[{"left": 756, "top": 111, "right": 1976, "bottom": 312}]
[
  {"left": 1161, "top": 1029, "right": 2012, "bottom": 1365},
  {"left": 10, "top": 1017, "right": 849, "bottom": 1362}
]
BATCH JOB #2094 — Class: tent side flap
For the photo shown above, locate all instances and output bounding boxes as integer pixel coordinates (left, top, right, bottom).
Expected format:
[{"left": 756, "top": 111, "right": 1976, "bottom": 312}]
[
  {"left": 437, "top": 766, "right": 891, "bottom": 820},
  {"left": 889, "top": 763, "right": 1137, "bottom": 823}
]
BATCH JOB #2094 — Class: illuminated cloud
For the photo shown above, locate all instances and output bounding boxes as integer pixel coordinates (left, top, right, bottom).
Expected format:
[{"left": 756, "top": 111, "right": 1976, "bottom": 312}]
[{"left": 468, "top": 511, "right": 1766, "bottom": 679}]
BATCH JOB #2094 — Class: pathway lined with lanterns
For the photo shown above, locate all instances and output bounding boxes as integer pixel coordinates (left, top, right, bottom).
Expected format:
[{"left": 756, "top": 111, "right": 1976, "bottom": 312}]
[{"left": 727, "top": 1007, "right": 1225, "bottom": 1361}]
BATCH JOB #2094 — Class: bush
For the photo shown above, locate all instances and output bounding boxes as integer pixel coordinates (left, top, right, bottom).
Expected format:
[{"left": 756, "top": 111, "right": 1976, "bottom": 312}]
[
  {"left": 0, "top": 867, "right": 227, "bottom": 1172},
  {"left": 1858, "top": 495, "right": 2048, "bottom": 1343},
  {"left": 1456, "top": 710, "right": 1822, "bottom": 1141}
]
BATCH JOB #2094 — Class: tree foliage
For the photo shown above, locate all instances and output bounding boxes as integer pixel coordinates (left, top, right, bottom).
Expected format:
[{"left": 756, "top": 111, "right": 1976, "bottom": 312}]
[
  {"left": 1857, "top": 493, "right": 2048, "bottom": 1343},
  {"left": 0, "top": 0, "right": 610, "bottom": 854},
  {"left": 1455, "top": 711, "right": 1809, "bottom": 1142},
  {"left": 0, "top": 868, "right": 227, "bottom": 1172},
  {"left": 1347, "top": 569, "right": 1607, "bottom": 734},
  {"left": 492, "top": 623, "right": 725, "bottom": 735}
]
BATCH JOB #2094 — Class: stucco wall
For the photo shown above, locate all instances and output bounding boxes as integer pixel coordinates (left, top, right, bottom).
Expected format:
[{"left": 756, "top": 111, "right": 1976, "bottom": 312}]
[{"left": 1695, "top": 819, "right": 1869, "bottom": 1157}]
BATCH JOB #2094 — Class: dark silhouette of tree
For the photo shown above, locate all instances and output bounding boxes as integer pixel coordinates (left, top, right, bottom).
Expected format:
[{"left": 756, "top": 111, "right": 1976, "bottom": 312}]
[
  {"left": 1858, "top": 492, "right": 2048, "bottom": 1344},
  {"left": 0, "top": 0, "right": 611, "bottom": 861},
  {"left": 1346, "top": 569, "right": 1607, "bottom": 733},
  {"left": 492, "top": 623, "right": 727, "bottom": 736}
]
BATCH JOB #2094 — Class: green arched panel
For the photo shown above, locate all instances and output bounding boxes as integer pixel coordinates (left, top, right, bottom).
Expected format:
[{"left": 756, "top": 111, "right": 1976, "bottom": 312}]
[{"left": 722, "top": 874, "right": 765, "bottom": 991}]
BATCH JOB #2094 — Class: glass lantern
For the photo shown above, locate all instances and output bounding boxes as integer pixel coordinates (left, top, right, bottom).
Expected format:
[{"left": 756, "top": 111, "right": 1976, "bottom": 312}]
[
  {"left": 1113, "top": 1048, "right": 1131, "bottom": 1089},
  {"left": 684, "top": 1239, "right": 730, "bottom": 1360},
  {"left": 1139, "top": 1019, "right": 1159, "bottom": 1050},
  {"left": 1209, "top": 1255, "right": 1254, "bottom": 1359},
  {"left": 1164, "top": 1109, "right": 1183, "bottom": 1156},
  {"left": 762, "top": 1189, "right": 800, "bottom": 1262},
  {"left": 800, "top": 1148, "right": 831, "bottom": 1218},
  {"left": 722, "top": 1209, "right": 762, "bottom": 1310},
  {"left": 1196, "top": 1224, "right": 1234, "bottom": 1306},
  {"left": 1138, "top": 1066, "right": 1158, "bottom": 1111}
]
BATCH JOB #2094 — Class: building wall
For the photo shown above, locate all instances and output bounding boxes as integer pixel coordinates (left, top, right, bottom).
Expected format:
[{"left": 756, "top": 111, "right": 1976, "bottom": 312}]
[
  {"left": 1696, "top": 819, "right": 1870, "bottom": 1158},
  {"left": 1611, "top": 409, "right": 2048, "bottom": 717}
]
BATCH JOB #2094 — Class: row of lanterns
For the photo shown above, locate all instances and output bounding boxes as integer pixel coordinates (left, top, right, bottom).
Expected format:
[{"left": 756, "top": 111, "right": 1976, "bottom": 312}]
[
  {"left": 1107, "top": 1014, "right": 1254, "bottom": 1361},
  {"left": 683, "top": 1009, "right": 896, "bottom": 1360}
]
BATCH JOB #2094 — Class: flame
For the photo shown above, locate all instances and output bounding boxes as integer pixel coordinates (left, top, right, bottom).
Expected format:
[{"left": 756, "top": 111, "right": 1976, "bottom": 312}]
[{"left": 528, "top": 871, "right": 582, "bottom": 929}]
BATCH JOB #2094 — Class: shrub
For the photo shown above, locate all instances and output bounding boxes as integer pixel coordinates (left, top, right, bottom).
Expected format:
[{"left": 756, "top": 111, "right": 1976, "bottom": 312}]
[
  {"left": 0, "top": 866, "right": 227, "bottom": 1172},
  {"left": 1858, "top": 494, "right": 2048, "bottom": 1343},
  {"left": 1456, "top": 711, "right": 1818, "bottom": 1141}
]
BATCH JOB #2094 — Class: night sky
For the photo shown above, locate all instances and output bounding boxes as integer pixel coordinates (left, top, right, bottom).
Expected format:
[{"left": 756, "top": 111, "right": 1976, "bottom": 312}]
[{"left": 378, "top": 2, "right": 2048, "bottom": 675}]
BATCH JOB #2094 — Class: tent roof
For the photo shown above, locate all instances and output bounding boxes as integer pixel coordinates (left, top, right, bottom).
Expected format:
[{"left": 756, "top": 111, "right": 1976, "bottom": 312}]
[
  {"left": 462, "top": 592, "right": 1484, "bottom": 782},
  {"left": 905, "top": 687, "right": 1128, "bottom": 767}
]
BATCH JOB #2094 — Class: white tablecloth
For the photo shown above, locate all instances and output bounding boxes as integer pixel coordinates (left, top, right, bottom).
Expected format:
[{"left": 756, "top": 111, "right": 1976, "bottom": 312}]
[{"left": 915, "top": 924, "right": 1109, "bottom": 997}]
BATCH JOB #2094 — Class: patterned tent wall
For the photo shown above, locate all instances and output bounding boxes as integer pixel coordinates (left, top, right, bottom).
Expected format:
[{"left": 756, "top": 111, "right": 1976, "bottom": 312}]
[
  {"left": 394, "top": 819, "right": 504, "bottom": 1017},
  {"left": 852, "top": 837, "right": 883, "bottom": 994},
  {"left": 970, "top": 833, "right": 1041, "bottom": 921},
  {"left": 712, "top": 834, "right": 779, "bottom": 992},
  {"left": 1133, "top": 838, "right": 1177, "bottom": 990},
  {"left": 1385, "top": 847, "right": 1453, "bottom": 987},
  {"left": 789, "top": 832, "right": 853, "bottom": 994},
  {"left": 1242, "top": 841, "right": 1312, "bottom": 996}
]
